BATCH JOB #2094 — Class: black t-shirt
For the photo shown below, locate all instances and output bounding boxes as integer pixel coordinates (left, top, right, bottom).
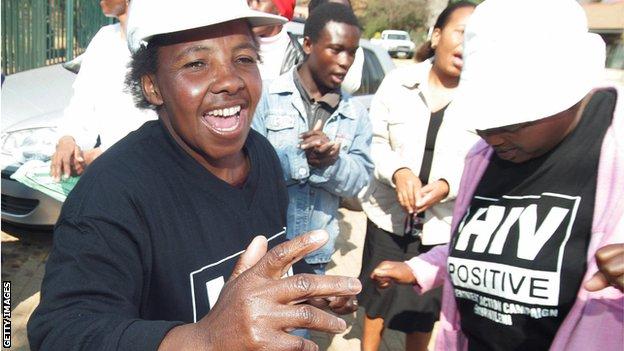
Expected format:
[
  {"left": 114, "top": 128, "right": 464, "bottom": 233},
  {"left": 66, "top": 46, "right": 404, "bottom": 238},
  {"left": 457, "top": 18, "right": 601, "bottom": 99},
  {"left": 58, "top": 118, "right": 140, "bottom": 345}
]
[
  {"left": 28, "top": 121, "right": 289, "bottom": 350},
  {"left": 447, "top": 90, "right": 616, "bottom": 351}
]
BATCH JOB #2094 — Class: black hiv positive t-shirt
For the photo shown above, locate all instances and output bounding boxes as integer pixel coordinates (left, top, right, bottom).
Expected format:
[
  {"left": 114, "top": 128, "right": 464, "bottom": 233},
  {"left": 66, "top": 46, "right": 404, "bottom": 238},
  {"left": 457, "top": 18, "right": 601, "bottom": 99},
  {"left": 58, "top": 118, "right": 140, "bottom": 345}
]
[{"left": 448, "top": 90, "right": 615, "bottom": 351}]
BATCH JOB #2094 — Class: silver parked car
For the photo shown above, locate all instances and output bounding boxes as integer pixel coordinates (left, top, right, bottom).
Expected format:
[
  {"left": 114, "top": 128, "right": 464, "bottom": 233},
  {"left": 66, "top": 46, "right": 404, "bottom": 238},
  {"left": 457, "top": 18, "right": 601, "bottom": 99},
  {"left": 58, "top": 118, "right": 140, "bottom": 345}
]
[
  {"left": 0, "top": 27, "right": 395, "bottom": 227},
  {"left": 1, "top": 64, "right": 77, "bottom": 227}
]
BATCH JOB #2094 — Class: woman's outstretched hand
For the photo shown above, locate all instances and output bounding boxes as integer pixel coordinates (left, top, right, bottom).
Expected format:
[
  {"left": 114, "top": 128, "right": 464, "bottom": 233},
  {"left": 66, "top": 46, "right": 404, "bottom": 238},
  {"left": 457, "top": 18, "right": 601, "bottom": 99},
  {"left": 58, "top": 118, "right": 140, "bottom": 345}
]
[{"left": 370, "top": 260, "right": 417, "bottom": 289}]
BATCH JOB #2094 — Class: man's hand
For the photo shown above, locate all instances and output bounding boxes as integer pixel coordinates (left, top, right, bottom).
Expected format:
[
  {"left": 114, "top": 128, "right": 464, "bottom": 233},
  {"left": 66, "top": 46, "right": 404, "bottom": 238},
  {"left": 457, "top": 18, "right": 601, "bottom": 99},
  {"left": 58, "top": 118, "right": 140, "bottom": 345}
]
[
  {"left": 300, "top": 120, "right": 340, "bottom": 169},
  {"left": 50, "top": 136, "right": 84, "bottom": 181},
  {"left": 50, "top": 136, "right": 103, "bottom": 182},
  {"left": 392, "top": 168, "right": 422, "bottom": 214},
  {"left": 415, "top": 179, "right": 450, "bottom": 213},
  {"left": 370, "top": 260, "right": 416, "bottom": 289},
  {"left": 83, "top": 147, "right": 103, "bottom": 166},
  {"left": 585, "top": 243, "right": 624, "bottom": 292},
  {"left": 159, "top": 230, "right": 362, "bottom": 351},
  {"left": 307, "top": 295, "right": 358, "bottom": 316}
]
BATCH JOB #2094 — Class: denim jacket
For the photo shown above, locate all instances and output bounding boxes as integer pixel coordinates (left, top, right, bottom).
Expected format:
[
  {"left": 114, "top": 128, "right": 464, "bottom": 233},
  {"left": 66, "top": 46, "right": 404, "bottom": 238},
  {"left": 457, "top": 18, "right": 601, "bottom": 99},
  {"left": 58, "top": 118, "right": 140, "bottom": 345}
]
[{"left": 253, "top": 68, "right": 373, "bottom": 264}]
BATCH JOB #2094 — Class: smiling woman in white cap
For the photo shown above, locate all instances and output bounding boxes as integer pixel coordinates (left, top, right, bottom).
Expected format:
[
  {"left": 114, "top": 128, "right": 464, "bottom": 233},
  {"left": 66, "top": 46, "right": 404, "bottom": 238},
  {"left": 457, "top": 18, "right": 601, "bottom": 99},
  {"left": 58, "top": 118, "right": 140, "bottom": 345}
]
[
  {"left": 370, "top": 0, "right": 623, "bottom": 350},
  {"left": 27, "top": 0, "right": 360, "bottom": 350}
]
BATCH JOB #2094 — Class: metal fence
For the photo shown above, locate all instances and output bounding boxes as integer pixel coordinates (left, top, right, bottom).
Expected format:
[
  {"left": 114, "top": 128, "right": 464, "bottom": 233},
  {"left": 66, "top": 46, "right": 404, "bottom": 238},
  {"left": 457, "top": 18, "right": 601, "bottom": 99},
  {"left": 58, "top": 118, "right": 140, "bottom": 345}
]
[{"left": 2, "top": 0, "right": 112, "bottom": 75}]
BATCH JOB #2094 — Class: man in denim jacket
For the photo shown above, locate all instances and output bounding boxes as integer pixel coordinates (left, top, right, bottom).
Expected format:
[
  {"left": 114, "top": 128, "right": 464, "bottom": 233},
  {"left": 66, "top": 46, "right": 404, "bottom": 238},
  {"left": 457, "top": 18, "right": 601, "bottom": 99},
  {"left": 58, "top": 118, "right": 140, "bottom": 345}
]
[{"left": 253, "top": 3, "right": 373, "bottom": 274}]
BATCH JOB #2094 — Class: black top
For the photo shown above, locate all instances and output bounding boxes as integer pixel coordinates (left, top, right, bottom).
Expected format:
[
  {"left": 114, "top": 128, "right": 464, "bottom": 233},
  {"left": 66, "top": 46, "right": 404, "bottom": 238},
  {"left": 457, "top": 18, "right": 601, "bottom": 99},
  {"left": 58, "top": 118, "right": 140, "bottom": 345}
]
[
  {"left": 418, "top": 104, "right": 448, "bottom": 185},
  {"left": 28, "top": 121, "right": 289, "bottom": 350},
  {"left": 410, "top": 104, "right": 448, "bottom": 229},
  {"left": 448, "top": 90, "right": 616, "bottom": 351}
]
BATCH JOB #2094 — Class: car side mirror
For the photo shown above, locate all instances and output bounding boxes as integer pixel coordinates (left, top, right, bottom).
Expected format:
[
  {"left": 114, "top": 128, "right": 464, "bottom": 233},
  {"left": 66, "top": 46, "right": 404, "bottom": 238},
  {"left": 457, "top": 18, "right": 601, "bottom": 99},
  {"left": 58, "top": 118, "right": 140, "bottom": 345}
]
[{"left": 62, "top": 54, "right": 84, "bottom": 74}]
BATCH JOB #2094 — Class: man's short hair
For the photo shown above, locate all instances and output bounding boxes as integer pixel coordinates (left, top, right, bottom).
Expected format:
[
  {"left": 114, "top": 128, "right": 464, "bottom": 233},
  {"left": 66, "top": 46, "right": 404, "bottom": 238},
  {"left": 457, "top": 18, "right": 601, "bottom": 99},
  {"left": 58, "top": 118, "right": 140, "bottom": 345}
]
[{"left": 304, "top": 2, "right": 360, "bottom": 43}]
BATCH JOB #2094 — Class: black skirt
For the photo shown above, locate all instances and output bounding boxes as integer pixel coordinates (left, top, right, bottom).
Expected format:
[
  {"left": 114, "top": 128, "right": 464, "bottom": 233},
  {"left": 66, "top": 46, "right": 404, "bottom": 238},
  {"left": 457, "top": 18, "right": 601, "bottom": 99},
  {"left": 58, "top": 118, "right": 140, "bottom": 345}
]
[{"left": 358, "top": 219, "right": 442, "bottom": 333}]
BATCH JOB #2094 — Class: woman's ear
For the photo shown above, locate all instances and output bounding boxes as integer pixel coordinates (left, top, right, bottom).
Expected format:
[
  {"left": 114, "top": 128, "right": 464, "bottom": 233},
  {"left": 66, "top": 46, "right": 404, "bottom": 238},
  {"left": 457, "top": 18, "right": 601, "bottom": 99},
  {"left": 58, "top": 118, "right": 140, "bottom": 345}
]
[
  {"left": 430, "top": 28, "right": 442, "bottom": 50},
  {"left": 141, "top": 74, "right": 163, "bottom": 106}
]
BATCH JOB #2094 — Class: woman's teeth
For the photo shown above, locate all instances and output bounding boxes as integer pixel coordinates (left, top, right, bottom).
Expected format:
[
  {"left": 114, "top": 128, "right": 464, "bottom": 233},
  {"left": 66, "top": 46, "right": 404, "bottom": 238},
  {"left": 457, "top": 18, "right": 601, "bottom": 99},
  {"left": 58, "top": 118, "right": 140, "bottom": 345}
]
[
  {"left": 205, "top": 105, "right": 241, "bottom": 117},
  {"left": 202, "top": 105, "right": 243, "bottom": 133}
]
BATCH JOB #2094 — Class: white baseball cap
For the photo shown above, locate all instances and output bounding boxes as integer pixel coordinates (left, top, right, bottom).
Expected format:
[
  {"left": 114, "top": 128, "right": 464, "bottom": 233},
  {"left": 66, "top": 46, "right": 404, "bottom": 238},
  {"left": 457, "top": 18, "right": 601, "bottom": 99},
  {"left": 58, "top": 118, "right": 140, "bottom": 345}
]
[
  {"left": 126, "top": 0, "right": 287, "bottom": 54},
  {"left": 451, "top": 0, "right": 606, "bottom": 131}
]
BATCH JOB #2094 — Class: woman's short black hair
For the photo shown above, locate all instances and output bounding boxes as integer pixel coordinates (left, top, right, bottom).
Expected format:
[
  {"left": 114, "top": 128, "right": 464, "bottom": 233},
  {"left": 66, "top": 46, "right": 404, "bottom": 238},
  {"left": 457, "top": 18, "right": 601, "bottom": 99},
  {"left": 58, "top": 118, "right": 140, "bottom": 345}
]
[
  {"left": 303, "top": 2, "right": 360, "bottom": 43},
  {"left": 415, "top": 0, "right": 476, "bottom": 62},
  {"left": 125, "top": 43, "right": 160, "bottom": 110}
]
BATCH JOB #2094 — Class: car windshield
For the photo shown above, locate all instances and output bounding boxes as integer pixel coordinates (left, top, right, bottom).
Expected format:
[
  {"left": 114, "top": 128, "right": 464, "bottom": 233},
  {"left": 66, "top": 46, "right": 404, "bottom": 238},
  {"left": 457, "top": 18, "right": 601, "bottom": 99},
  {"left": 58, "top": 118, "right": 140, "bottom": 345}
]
[{"left": 387, "top": 34, "right": 408, "bottom": 40}]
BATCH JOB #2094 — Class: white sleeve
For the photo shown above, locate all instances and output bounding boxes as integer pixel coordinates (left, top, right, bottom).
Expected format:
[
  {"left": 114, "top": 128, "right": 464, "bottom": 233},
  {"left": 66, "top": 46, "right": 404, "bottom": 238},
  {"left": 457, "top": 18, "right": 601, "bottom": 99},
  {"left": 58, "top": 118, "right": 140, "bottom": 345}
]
[
  {"left": 341, "top": 47, "right": 364, "bottom": 94},
  {"left": 56, "top": 28, "right": 109, "bottom": 150},
  {"left": 369, "top": 74, "right": 412, "bottom": 187}
]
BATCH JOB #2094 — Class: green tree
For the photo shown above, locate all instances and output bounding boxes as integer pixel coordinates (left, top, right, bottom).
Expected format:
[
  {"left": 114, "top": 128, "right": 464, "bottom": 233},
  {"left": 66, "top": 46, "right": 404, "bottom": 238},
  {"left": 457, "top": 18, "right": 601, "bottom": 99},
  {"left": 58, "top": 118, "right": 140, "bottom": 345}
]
[{"left": 359, "top": 0, "right": 428, "bottom": 40}]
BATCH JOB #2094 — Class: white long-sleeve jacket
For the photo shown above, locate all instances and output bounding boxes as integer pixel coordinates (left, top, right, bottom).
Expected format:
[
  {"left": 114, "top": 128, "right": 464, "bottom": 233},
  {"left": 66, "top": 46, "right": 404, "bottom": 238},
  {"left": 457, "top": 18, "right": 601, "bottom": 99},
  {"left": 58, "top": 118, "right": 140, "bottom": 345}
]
[{"left": 360, "top": 60, "right": 479, "bottom": 245}]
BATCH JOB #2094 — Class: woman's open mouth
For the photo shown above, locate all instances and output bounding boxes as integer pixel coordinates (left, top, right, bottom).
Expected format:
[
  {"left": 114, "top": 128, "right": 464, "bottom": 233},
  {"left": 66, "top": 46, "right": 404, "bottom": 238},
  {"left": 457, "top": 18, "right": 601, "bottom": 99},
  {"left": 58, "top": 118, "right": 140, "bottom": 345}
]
[
  {"left": 452, "top": 53, "right": 464, "bottom": 69},
  {"left": 201, "top": 105, "right": 244, "bottom": 135}
]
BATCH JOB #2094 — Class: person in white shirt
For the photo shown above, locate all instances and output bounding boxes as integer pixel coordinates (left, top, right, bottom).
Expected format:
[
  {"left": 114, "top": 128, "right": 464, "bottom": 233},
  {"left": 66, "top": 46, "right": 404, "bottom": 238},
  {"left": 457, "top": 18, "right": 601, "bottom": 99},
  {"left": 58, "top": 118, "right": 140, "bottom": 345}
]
[
  {"left": 257, "top": 27, "right": 293, "bottom": 80},
  {"left": 50, "top": 0, "right": 156, "bottom": 181},
  {"left": 248, "top": 0, "right": 300, "bottom": 81}
]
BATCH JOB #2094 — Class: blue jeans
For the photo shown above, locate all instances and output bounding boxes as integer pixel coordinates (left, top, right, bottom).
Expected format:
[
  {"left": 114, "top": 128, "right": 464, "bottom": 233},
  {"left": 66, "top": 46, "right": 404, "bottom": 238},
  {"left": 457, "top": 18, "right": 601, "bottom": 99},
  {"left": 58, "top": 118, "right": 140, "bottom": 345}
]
[{"left": 308, "top": 262, "right": 327, "bottom": 276}]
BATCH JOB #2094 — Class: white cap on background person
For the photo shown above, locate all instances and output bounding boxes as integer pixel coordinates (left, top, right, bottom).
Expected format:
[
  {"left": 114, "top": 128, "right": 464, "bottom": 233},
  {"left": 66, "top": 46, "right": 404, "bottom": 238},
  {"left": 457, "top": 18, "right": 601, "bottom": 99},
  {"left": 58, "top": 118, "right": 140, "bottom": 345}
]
[
  {"left": 126, "top": 0, "right": 287, "bottom": 54},
  {"left": 450, "top": 0, "right": 606, "bottom": 131}
]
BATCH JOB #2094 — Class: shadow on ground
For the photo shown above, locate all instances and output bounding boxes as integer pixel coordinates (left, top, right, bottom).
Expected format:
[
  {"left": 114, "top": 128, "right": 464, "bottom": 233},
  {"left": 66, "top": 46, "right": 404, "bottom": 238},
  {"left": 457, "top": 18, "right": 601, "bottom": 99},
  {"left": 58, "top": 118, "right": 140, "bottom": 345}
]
[{"left": 1, "top": 222, "right": 53, "bottom": 307}]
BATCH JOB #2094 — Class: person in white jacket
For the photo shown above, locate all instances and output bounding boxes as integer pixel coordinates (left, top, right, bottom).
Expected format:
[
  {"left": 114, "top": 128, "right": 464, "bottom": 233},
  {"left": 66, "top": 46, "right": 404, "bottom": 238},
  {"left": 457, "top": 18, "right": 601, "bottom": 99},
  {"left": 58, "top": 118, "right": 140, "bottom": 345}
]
[
  {"left": 50, "top": 0, "right": 156, "bottom": 182},
  {"left": 248, "top": 0, "right": 299, "bottom": 81},
  {"left": 357, "top": 2, "right": 478, "bottom": 350}
]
